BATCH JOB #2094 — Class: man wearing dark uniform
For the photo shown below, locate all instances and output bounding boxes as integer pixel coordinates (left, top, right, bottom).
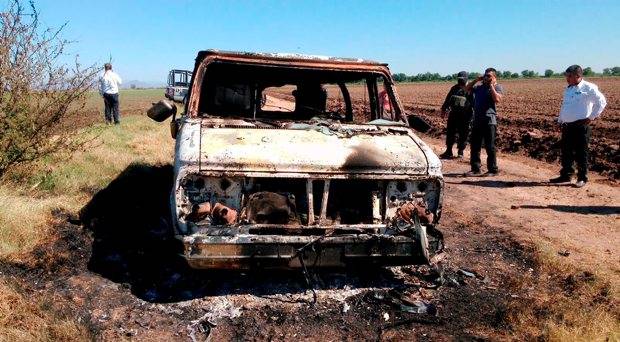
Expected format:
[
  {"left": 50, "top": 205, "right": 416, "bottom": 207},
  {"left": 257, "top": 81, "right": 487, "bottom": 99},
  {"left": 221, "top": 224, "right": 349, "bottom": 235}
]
[
  {"left": 465, "top": 68, "right": 504, "bottom": 176},
  {"left": 439, "top": 71, "right": 473, "bottom": 159}
]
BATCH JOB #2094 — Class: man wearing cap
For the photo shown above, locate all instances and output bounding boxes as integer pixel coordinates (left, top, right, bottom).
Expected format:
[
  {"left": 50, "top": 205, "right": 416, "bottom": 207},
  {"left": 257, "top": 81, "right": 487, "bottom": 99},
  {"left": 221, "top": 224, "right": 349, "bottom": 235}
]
[
  {"left": 465, "top": 68, "right": 504, "bottom": 176},
  {"left": 99, "top": 63, "right": 123, "bottom": 125},
  {"left": 439, "top": 71, "right": 473, "bottom": 159},
  {"left": 549, "top": 65, "right": 607, "bottom": 188}
]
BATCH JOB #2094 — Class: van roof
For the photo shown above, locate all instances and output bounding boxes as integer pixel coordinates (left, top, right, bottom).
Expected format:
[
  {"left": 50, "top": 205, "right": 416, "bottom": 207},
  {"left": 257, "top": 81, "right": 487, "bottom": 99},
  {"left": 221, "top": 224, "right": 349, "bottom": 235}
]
[{"left": 196, "top": 49, "right": 387, "bottom": 67}]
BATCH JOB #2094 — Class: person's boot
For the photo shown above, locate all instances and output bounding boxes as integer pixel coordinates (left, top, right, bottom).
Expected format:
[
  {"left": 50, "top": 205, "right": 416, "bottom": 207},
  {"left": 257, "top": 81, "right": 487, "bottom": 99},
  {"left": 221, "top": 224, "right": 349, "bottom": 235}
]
[
  {"left": 574, "top": 176, "right": 587, "bottom": 188},
  {"left": 549, "top": 175, "right": 572, "bottom": 183},
  {"left": 439, "top": 150, "right": 454, "bottom": 159},
  {"left": 464, "top": 169, "right": 483, "bottom": 177},
  {"left": 574, "top": 180, "right": 587, "bottom": 188},
  {"left": 484, "top": 170, "right": 499, "bottom": 177}
]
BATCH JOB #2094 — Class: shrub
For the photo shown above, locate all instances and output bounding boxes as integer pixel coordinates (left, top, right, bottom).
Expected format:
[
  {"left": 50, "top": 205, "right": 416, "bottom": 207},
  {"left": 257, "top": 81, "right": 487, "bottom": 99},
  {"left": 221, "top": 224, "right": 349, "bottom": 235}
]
[{"left": 0, "top": 0, "right": 97, "bottom": 178}]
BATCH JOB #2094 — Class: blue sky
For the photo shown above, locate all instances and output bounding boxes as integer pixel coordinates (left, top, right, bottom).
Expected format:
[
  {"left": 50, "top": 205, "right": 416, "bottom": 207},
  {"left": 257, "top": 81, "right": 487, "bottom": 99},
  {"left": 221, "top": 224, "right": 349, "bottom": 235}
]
[{"left": 24, "top": 0, "right": 620, "bottom": 84}]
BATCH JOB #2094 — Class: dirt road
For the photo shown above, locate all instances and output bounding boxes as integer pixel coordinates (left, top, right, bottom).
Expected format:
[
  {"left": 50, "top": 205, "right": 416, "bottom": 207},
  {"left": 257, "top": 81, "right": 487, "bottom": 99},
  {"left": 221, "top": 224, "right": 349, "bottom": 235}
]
[
  {"left": 425, "top": 137, "right": 620, "bottom": 286},
  {"left": 1, "top": 137, "right": 617, "bottom": 340}
]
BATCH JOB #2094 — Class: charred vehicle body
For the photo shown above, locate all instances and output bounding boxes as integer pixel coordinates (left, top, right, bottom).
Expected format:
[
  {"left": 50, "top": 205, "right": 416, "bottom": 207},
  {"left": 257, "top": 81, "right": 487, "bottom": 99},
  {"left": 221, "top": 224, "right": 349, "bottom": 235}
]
[{"left": 149, "top": 50, "right": 444, "bottom": 269}]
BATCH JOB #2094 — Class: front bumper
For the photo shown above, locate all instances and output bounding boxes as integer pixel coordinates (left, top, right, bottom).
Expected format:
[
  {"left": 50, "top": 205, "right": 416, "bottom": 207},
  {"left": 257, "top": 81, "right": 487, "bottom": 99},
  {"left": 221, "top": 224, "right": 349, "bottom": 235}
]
[{"left": 180, "top": 232, "right": 433, "bottom": 270}]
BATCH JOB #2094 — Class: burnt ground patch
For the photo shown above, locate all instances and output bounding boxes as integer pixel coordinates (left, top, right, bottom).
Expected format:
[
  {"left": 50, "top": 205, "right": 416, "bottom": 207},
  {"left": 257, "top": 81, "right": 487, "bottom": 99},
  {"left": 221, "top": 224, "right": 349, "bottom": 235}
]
[
  {"left": 2, "top": 163, "right": 609, "bottom": 340},
  {"left": 201, "top": 213, "right": 544, "bottom": 341},
  {"left": 0, "top": 198, "right": 567, "bottom": 340},
  {"left": 0, "top": 199, "right": 543, "bottom": 340}
]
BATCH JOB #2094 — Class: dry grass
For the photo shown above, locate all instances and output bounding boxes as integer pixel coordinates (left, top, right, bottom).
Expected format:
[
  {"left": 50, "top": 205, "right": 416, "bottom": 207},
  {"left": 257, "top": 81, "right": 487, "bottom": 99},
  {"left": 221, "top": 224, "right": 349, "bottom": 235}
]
[
  {"left": 506, "top": 242, "right": 619, "bottom": 341},
  {"left": 84, "top": 88, "right": 165, "bottom": 115},
  {"left": 0, "top": 115, "right": 173, "bottom": 256},
  {"left": 0, "top": 281, "right": 90, "bottom": 342},
  {"left": 0, "top": 188, "right": 75, "bottom": 255},
  {"left": 0, "top": 112, "right": 174, "bottom": 340}
]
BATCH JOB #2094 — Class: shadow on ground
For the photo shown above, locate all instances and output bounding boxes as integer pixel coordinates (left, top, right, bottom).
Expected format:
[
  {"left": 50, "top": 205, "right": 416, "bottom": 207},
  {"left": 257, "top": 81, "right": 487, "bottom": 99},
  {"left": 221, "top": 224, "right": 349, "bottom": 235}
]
[
  {"left": 517, "top": 204, "right": 620, "bottom": 215},
  {"left": 447, "top": 179, "right": 570, "bottom": 188},
  {"left": 79, "top": 163, "right": 405, "bottom": 303}
]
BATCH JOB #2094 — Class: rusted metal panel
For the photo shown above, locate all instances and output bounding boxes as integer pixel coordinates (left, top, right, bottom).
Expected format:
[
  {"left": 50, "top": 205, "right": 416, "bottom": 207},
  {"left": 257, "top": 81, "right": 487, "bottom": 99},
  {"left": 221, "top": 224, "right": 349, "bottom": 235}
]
[
  {"left": 211, "top": 203, "right": 237, "bottom": 225},
  {"left": 198, "top": 50, "right": 386, "bottom": 66},
  {"left": 181, "top": 233, "right": 428, "bottom": 269},
  {"left": 198, "top": 127, "right": 429, "bottom": 175}
]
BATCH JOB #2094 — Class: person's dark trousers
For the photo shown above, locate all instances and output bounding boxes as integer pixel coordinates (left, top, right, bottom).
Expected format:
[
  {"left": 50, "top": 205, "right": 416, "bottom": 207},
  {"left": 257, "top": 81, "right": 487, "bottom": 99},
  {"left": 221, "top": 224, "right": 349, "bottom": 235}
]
[
  {"left": 103, "top": 93, "right": 120, "bottom": 124},
  {"left": 445, "top": 112, "right": 472, "bottom": 154},
  {"left": 469, "top": 120, "right": 498, "bottom": 173},
  {"left": 560, "top": 122, "right": 591, "bottom": 181}
]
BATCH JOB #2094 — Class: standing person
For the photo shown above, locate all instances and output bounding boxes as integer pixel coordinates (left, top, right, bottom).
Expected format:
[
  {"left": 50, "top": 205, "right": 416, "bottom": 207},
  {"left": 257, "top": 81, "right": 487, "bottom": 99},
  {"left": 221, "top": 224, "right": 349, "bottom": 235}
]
[
  {"left": 439, "top": 71, "right": 473, "bottom": 159},
  {"left": 379, "top": 89, "right": 393, "bottom": 119},
  {"left": 549, "top": 65, "right": 607, "bottom": 188},
  {"left": 99, "top": 63, "right": 122, "bottom": 125},
  {"left": 465, "top": 68, "right": 503, "bottom": 176}
]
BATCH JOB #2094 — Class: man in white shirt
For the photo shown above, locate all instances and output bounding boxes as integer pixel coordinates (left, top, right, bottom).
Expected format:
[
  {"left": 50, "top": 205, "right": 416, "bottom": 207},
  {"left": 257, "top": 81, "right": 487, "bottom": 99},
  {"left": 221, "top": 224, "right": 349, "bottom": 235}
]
[
  {"left": 99, "top": 63, "right": 123, "bottom": 124},
  {"left": 550, "top": 65, "right": 607, "bottom": 187}
]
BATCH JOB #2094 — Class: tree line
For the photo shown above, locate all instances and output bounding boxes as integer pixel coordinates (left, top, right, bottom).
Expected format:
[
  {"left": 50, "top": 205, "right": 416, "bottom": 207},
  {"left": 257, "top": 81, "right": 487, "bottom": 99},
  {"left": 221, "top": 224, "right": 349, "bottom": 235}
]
[{"left": 392, "top": 66, "right": 620, "bottom": 82}]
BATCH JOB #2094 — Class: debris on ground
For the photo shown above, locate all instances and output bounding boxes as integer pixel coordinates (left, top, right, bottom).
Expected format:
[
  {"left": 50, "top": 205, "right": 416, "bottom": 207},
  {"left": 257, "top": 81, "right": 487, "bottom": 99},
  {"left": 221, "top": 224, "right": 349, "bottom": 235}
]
[
  {"left": 457, "top": 268, "right": 478, "bottom": 278},
  {"left": 558, "top": 250, "right": 571, "bottom": 257}
]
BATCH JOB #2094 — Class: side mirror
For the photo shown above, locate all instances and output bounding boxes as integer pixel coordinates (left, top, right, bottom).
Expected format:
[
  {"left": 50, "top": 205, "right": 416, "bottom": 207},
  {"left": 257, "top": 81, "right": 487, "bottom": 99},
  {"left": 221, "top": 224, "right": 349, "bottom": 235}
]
[
  {"left": 407, "top": 114, "right": 432, "bottom": 133},
  {"left": 147, "top": 100, "right": 177, "bottom": 122}
]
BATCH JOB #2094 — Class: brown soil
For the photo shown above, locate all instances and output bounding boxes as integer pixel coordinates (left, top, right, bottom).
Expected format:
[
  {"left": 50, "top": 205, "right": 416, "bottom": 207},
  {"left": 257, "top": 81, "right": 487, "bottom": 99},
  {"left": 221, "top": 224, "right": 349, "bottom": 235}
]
[
  {"left": 397, "top": 78, "right": 620, "bottom": 179},
  {"left": 1, "top": 145, "right": 617, "bottom": 340}
]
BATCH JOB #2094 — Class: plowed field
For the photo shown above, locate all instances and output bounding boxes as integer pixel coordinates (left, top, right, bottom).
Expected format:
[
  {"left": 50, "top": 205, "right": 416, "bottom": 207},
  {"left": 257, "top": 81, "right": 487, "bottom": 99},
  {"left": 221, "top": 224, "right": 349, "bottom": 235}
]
[{"left": 394, "top": 77, "right": 619, "bottom": 179}]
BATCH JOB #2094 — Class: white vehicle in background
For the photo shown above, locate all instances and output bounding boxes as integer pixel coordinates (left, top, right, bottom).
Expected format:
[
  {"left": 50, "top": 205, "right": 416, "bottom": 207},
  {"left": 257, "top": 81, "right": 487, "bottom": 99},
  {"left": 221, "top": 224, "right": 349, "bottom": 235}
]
[{"left": 165, "top": 69, "right": 192, "bottom": 103}]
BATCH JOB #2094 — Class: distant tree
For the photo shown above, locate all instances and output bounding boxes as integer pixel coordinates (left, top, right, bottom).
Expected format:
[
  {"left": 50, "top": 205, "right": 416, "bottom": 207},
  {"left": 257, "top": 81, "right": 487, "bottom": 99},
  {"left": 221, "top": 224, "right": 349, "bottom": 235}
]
[
  {"left": 130, "top": 84, "right": 136, "bottom": 89},
  {"left": 415, "top": 72, "right": 435, "bottom": 82},
  {"left": 389, "top": 66, "right": 613, "bottom": 82},
  {"left": 392, "top": 73, "right": 408, "bottom": 82},
  {"left": 521, "top": 70, "right": 537, "bottom": 78}
]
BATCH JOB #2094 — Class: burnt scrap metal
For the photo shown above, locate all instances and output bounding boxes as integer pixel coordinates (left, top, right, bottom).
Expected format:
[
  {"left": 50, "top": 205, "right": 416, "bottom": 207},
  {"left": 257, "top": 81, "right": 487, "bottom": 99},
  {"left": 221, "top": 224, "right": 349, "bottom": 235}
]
[
  {"left": 150, "top": 50, "right": 445, "bottom": 269},
  {"left": 211, "top": 203, "right": 237, "bottom": 225},
  {"left": 241, "top": 192, "right": 298, "bottom": 224},
  {"left": 396, "top": 201, "right": 435, "bottom": 225},
  {"left": 187, "top": 202, "right": 211, "bottom": 222}
]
